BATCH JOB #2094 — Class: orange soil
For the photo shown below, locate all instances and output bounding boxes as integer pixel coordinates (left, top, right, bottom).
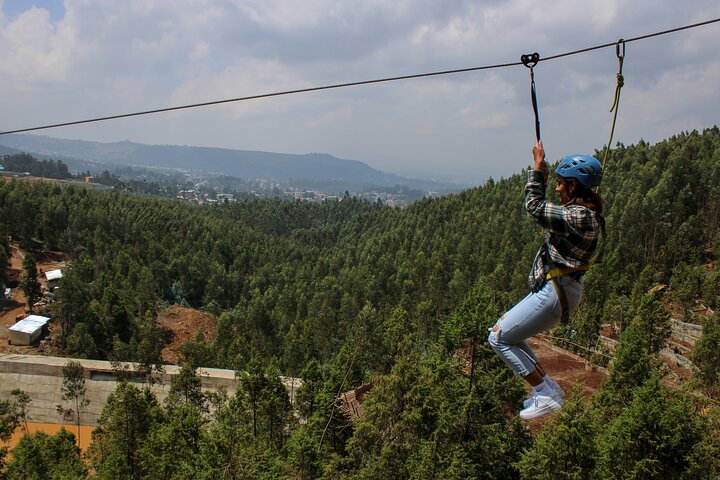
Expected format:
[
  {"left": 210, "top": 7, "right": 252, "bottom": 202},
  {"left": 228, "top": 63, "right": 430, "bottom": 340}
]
[
  {"left": 2, "top": 422, "right": 94, "bottom": 453},
  {"left": 157, "top": 304, "right": 217, "bottom": 364}
]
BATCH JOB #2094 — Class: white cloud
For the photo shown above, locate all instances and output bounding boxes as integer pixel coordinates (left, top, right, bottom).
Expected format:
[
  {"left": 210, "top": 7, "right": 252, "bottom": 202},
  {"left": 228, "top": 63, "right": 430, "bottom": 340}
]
[
  {"left": 170, "top": 58, "right": 315, "bottom": 119},
  {"left": 0, "top": 6, "right": 75, "bottom": 86},
  {"left": 623, "top": 61, "right": 720, "bottom": 139},
  {"left": 0, "top": 0, "right": 719, "bottom": 180}
]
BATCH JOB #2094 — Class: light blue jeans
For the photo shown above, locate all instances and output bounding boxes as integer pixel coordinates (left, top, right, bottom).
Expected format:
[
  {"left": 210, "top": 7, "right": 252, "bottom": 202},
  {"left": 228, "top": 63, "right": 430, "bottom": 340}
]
[{"left": 487, "top": 277, "right": 583, "bottom": 377}]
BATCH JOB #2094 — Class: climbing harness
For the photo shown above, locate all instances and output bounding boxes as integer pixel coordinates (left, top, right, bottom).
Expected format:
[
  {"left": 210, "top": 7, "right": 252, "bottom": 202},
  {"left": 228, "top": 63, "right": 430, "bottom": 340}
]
[
  {"left": 544, "top": 217, "right": 606, "bottom": 323},
  {"left": 521, "top": 52, "right": 541, "bottom": 142},
  {"left": 602, "top": 39, "right": 626, "bottom": 170}
]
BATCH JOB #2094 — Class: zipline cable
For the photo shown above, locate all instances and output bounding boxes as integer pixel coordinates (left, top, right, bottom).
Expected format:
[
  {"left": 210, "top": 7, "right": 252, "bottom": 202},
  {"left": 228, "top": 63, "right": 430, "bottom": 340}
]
[{"left": 0, "top": 16, "right": 718, "bottom": 136}]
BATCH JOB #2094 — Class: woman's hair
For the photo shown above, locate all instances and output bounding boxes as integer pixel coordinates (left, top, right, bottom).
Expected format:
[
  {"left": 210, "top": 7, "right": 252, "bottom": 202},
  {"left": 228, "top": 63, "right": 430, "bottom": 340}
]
[{"left": 568, "top": 182, "right": 604, "bottom": 214}]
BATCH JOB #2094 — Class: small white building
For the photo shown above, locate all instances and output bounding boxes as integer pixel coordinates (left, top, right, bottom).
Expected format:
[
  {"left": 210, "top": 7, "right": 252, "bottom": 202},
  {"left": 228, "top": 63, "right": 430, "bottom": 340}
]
[
  {"left": 216, "top": 193, "right": 234, "bottom": 202},
  {"left": 8, "top": 315, "right": 51, "bottom": 346},
  {"left": 44, "top": 269, "right": 63, "bottom": 289}
]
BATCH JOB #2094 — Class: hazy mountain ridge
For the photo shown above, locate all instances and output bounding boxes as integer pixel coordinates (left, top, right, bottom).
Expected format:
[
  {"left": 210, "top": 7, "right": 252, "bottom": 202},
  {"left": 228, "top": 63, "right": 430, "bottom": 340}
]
[{"left": 0, "top": 134, "right": 463, "bottom": 190}]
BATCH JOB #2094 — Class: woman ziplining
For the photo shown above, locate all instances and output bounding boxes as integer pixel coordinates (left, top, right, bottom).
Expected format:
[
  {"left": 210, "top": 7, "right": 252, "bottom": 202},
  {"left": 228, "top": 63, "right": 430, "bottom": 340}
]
[
  {"left": 487, "top": 144, "right": 605, "bottom": 419},
  {"left": 486, "top": 46, "right": 616, "bottom": 420}
]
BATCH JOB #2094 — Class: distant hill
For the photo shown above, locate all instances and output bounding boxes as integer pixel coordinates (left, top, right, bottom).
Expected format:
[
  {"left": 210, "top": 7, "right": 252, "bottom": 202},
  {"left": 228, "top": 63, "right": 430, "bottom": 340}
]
[
  {"left": 0, "top": 134, "right": 461, "bottom": 191},
  {"left": 0, "top": 144, "right": 24, "bottom": 157}
]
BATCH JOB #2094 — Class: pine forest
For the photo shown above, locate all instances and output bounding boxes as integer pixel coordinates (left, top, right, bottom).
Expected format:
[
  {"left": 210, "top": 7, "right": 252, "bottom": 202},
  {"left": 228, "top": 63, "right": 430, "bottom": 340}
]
[{"left": 0, "top": 127, "right": 720, "bottom": 479}]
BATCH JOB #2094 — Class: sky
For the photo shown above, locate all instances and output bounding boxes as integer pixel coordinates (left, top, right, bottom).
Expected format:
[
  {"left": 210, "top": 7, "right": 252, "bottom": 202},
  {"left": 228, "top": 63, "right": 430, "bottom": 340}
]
[{"left": 0, "top": 1, "right": 719, "bottom": 184}]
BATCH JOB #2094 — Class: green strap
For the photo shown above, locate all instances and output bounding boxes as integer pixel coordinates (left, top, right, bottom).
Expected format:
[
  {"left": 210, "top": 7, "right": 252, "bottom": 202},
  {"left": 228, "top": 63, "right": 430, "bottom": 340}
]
[{"left": 602, "top": 39, "right": 625, "bottom": 171}]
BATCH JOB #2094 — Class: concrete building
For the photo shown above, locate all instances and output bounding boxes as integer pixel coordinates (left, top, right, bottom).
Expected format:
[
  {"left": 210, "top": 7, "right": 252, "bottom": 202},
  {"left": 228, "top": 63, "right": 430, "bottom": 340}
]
[{"left": 8, "top": 315, "right": 50, "bottom": 346}]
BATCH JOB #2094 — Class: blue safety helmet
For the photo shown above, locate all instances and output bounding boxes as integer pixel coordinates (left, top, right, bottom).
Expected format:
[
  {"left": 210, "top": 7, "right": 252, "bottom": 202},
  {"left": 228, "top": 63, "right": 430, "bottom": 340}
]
[{"left": 556, "top": 154, "right": 603, "bottom": 188}]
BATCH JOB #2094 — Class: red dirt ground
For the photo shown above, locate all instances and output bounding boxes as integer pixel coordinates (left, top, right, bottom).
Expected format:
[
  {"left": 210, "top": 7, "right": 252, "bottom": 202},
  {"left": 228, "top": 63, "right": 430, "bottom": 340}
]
[
  {"left": 157, "top": 304, "right": 217, "bottom": 364},
  {"left": 528, "top": 338, "right": 607, "bottom": 395}
]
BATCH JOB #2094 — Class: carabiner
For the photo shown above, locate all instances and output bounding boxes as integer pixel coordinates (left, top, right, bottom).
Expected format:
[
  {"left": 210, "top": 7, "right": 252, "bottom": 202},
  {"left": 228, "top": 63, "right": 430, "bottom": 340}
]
[{"left": 615, "top": 39, "right": 625, "bottom": 60}]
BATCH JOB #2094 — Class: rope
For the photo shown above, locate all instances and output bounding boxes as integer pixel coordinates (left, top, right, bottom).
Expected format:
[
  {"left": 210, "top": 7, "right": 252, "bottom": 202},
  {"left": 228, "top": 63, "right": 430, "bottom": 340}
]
[
  {"left": 0, "top": 16, "right": 718, "bottom": 136},
  {"left": 602, "top": 39, "right": 626, "bottom": 170},
  {"left": 536, "top": 333, "right": 613, "bottom": 360}
]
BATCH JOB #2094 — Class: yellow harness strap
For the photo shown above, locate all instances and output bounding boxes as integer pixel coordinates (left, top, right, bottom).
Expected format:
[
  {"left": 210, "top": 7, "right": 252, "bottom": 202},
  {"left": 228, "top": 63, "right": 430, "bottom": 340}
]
[
  {"left": 545, "top": 263, "right": 591, "bottom": 280},
  {"left": 545, "top": 264, "right": 591, "bottom": 324}
]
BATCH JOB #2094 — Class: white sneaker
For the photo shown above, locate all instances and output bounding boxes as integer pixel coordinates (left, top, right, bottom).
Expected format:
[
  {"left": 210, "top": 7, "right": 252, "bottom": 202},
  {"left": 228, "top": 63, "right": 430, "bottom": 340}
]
[
  {"left": 519, "top": 393, "right": 564, "bottom": 420},
  {"left": 523, "top": 391, "right": 537, "bottom": 409},
  {"left": 523, "top": 382, "right": 565, "bottom": 408},
  {"left": 546, "top": 377, "right": 565, "bottom": 399}
]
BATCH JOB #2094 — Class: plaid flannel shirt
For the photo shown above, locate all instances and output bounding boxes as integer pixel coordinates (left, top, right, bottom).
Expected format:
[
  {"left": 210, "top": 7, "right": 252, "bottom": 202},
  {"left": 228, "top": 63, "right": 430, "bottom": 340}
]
[{"left": 525, "top": 169, "right": 602, "bottom": 290}]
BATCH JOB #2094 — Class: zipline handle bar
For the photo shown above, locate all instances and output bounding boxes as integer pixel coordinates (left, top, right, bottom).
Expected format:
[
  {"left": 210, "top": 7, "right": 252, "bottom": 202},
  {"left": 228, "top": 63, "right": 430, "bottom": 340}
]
[{"left": 521, "top": 52, "right": 541, "bottom": 142}]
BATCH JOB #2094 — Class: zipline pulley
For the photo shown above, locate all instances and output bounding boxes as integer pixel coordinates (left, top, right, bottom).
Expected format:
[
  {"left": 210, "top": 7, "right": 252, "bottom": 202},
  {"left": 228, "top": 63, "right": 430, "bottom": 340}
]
[{"left": 521, "top": 52, "right": 541, "bottom": 142}]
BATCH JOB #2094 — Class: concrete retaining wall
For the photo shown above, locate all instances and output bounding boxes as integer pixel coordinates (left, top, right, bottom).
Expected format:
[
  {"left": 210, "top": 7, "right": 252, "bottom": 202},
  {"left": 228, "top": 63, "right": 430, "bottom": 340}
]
[{"left": 0, "top": 354, "right": 300, "bottom": 427}]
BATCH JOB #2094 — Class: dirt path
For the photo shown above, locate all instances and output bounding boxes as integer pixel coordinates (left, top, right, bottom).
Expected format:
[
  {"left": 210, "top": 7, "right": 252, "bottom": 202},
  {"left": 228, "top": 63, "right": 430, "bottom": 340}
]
[
  {"left": 0, "top": 245, "right": 28, "bottom": 345},
  {"left": 528, "top": 337, "right": 607, "bottom": 397}
]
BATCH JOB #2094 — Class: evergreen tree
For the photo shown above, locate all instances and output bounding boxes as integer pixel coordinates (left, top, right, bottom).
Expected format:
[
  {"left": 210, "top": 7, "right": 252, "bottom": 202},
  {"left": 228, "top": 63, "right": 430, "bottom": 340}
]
[
  {"left": 340, "top": 348, "right": 527, "bottom": 479},
  {"left": 0, "top": 398, "right": 21, "bottom": 472},
  {"left": 55, "top": 267, "right": 90, "bottom": 348},
  {"left": 5, "top": 429, "right": 87, "bottom": 480},
  {"left": 594, "top": 375, "right": 702, "bottom": 479},
  {"left": 295, "top": 359, "right": 324, "bottom": 420},
  {"left": 684, "top": 408, "right": 720, "bottom": 480},
  {"left": 633, "top": 290, "right": 671, "bottom": 355},
  {"left": 56, "top": 360, "right": 90, "bottom": 447},
  {"left": 284, "top": 426, "right": 321, "bottom": 480},
  {"left": 10, "top": 389, "right": 31, "bottom": 433},
  {"left": 87, "top": 381, "right": 161, "bottom": 479},
  {"left": 20, "top": 253, "right": 41, "bottom": 312},
  {"left": 692, "top": 315, "right": 720, "bottom": 388},
  {"left": 194, "top": 392, "right": 285, "bottom": 478},
  {"left": 239, "top": 356, "right": 267, "bottom": 439},
  {"left": 139, "top": 403, "right": 204, "bottom": 479},
  {"left": 166, "top": 363, "right": 206, "bottom": 412},
  {"left": 597, "top": 319, "right": 656, "bottom": 412},
  {"left": 516, "top": 395, "right": 597, "bottom": 479}
]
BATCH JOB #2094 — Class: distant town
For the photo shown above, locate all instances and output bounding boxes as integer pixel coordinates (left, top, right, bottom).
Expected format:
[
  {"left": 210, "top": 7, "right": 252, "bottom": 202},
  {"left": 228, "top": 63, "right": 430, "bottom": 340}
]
[
  {"left": 0, "top": 151, "right": 449, "bottom": 208},
  {"left": 162, "top": 173, "right": 439, "bottom": 207}
]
